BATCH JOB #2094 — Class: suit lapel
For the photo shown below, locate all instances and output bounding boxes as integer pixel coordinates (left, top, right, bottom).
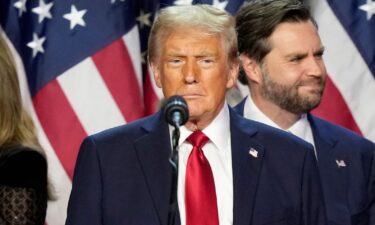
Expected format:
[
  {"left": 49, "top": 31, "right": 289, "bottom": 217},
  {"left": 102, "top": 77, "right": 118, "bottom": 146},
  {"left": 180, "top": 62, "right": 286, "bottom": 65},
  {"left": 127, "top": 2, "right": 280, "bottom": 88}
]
[
  {"left": 308, "top": 115, "right": 350, "bottom": 223},
  {"left": 308, "top": 114, "right": 342, "bottom": 178},
  {"left": 134, "top": 111, "right": 175, "bottom": 225},
  {"left": 233, "top": 96, "right": 247, "bottom": 115},
  {"left": 230, "top": 109, "right": 264, "bottom": 225},
  {"left": 133, "top": 108, "right": 265, "bottom": 225}
]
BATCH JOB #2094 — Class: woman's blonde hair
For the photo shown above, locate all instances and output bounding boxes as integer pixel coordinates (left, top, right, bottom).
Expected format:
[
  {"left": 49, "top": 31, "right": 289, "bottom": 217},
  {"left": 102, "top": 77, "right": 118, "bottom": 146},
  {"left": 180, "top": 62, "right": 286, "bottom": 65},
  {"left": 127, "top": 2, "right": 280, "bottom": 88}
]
[
  {"left": 0, "top": 36, "right": 42, "bottom": 152},
  {"left": 0, "top": 35, "right": 55, "bottom": 199}
]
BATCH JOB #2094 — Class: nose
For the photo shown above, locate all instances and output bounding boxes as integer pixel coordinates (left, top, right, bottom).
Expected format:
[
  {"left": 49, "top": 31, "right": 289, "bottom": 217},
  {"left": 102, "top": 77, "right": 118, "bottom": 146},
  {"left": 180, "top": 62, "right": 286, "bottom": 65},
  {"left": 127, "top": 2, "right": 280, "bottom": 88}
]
[
  {"left": 306, "top": 57, "right": 326, "bottom": 78},
  {"left": 183, "top": 59, "right": 197, "bottom": 84}
]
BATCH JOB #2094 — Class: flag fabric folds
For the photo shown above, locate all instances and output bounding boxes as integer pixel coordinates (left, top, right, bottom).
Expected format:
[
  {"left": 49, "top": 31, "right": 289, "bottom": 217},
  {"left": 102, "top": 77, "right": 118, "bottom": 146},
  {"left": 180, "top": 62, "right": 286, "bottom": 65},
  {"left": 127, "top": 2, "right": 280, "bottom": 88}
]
[{"left": 307, "top": 0, "right": 375, "bottom": 141}]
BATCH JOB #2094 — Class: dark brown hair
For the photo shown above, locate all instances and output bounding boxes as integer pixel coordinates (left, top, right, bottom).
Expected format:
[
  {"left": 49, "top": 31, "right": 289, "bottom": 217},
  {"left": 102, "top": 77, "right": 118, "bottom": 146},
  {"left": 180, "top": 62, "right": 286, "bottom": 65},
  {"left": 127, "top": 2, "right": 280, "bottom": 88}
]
[{"left": 235, "top": 0, "right": 317, "bottom": 84}]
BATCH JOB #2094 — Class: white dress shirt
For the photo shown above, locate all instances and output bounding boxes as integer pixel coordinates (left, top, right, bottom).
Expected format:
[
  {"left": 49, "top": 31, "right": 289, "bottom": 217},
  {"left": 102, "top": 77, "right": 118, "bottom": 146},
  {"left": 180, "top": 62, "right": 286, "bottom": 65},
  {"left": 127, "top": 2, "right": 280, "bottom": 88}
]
[
  {"left": 243, "top": 96, "right": 316, "bottom": 154},
  {"left": 170, "top": 104, "right": 233, "bottom": 225}
]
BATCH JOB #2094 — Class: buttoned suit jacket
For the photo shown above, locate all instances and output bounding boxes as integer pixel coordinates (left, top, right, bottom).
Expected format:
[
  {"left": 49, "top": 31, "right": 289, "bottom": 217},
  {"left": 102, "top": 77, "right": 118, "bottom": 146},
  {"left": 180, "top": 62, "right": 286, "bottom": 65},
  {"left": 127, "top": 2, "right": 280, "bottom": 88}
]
[
  {"left": 66, "top": 106, "right": 326, "bottom": 225},
  {"left": 234, "top": 97, "right": 375, "bottom": 225}
]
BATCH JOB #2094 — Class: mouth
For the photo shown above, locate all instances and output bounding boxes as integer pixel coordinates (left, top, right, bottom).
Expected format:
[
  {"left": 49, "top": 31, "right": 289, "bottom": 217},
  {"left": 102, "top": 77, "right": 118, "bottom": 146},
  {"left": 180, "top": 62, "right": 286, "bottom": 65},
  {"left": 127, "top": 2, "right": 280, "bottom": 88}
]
[
  {"left": 181, "top": 94, "right": 204, "bottom": 100},
  {"left": 298, "top": 84, "right": 324, "bottom": 96},
  {"left": 298, "top": 78, "right": 324, "bottom": 91}
]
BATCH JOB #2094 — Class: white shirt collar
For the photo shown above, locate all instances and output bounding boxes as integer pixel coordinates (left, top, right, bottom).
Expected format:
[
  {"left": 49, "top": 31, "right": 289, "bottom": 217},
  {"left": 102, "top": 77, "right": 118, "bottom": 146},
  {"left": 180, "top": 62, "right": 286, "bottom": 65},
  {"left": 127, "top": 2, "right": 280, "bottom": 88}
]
[
  {"left": 176, "top": 102, "right": 230, "bottom": 151},
  {"left": 244, "top": 96, "right": 315, "bottom": 147}
]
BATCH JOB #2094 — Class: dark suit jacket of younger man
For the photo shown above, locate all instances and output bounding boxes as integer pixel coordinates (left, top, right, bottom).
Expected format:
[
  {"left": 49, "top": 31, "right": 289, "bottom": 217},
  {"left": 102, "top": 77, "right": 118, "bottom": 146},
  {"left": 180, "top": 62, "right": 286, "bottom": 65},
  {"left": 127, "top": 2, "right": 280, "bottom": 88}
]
[{"left": 234, "top": 97, "right": 375, "bottom": 225}]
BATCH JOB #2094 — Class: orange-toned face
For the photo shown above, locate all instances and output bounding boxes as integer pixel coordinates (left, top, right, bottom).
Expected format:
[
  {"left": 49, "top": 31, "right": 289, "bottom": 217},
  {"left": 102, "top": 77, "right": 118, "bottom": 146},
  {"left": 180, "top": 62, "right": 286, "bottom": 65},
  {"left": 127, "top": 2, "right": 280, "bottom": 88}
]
[{"left": 151, "top": 28, "right": 238, "bottom": 129}]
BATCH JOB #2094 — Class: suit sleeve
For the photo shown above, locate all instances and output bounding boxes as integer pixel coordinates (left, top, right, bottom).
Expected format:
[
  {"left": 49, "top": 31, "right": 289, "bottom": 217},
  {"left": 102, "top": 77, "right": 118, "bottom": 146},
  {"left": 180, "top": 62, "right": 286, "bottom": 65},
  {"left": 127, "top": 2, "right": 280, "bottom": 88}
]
[
  {"left": 65, "top": 136, "right": 103, "bottom": 225},
  {"left": 301, "top": 146, "right": 327, "bottom": 225}
]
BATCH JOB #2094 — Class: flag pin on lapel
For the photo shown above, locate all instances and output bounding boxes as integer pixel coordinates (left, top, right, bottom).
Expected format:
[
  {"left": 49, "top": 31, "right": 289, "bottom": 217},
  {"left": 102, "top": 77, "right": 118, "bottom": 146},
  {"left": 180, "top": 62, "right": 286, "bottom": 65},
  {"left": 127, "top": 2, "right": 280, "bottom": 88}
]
[
  {"left": 336, "top": 159, "right": 346, "bottom": 168},
  {"left": 249, "top": 148, "right": 258, "bottom": 158}
]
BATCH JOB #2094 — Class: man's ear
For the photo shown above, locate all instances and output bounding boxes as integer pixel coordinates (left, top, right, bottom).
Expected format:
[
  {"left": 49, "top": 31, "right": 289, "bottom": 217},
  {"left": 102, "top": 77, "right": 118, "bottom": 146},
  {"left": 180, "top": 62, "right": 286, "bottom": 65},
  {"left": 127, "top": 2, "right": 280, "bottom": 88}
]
[
  {"left": 150, "top": 62, "right": 162, "bottom": 88},
  {"left": 226, "top": 61, "right": 239, "bottom": 89},
  {"left": 239, "top": 54, "right": 262, "bottom": 84}
]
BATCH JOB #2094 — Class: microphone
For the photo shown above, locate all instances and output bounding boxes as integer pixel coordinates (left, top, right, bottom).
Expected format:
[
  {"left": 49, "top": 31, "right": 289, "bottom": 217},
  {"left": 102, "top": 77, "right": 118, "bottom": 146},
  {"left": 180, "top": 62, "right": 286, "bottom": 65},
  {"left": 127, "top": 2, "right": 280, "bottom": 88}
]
[
  {"left": 164, "top": 95, "right": 189, "bottom": 128},
  {"left": 163, "top": 95, "right": 189, "bottom": 225}
]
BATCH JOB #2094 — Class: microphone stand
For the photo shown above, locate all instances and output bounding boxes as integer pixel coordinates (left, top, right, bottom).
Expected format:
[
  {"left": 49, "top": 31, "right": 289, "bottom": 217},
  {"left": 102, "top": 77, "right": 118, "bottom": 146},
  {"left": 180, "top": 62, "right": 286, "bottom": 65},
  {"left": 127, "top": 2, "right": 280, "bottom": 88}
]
[{"left": 168, "top": 124, "right": 180, "bottom": 225}]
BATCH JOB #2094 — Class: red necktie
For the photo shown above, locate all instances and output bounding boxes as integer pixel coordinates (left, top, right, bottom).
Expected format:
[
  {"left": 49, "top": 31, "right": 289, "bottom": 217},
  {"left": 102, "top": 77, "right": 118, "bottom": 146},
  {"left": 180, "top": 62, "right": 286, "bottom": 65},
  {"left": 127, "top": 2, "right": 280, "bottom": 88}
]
[{"left": 185, "top": 131, "right": 219, "bottom": 225}]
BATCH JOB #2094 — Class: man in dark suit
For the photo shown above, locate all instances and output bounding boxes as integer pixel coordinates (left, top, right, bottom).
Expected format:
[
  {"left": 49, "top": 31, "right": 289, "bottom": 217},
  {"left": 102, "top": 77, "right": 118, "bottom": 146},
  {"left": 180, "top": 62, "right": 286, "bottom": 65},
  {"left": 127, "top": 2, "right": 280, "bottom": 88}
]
[
  {"left": 66, "top": 4, "right": 326, "bottom": 225},
  {"left": 234, "top": 0, "right": 375, "bottom": 224}
]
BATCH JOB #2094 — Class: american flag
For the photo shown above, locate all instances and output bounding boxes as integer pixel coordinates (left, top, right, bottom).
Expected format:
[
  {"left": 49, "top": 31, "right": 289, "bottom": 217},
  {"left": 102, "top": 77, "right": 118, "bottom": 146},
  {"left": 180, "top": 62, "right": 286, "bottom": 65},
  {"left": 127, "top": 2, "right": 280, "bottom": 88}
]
[
  {"left": 306, "top": 0, "right": 375, "bottom": 141},
  {"left": 0, "top": 0, "right": 245, "bottom": 224}
]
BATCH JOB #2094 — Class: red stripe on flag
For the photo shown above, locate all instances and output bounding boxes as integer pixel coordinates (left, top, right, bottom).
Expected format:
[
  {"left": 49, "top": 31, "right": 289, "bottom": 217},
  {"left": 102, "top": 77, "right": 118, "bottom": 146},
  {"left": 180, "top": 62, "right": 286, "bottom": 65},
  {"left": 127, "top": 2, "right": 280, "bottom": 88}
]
[
  {"left": 33, "top": 80, "right": 87, "bottom": 179},
  {"left": 312, "top": 75, "right": 362, "bottom": 135},
  {"left": 92, "top": 39, "right": 145, "bottom": 122},
  {"left": 144, "top": 71, "right": 159, "bottom": 116}
]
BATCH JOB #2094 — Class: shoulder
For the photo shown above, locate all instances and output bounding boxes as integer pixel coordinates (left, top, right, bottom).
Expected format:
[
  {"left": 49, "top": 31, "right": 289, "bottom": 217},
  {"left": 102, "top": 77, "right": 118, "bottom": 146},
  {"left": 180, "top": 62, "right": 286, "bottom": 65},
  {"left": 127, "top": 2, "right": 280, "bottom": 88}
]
[
  {"left": 78, "top": 112, "right": 164, "bottom": 158},
  {"left": 231, "top": 109, "right": 313, "bottom": 155},
  {"left": 0, "top": 146, "right": 47, "bottom": 188},
  {"left": 0, "top": 146, "right": 47, "bottom": 168},
  {"left": 310, "top": 115, "right": 375, "bottom": 152}
]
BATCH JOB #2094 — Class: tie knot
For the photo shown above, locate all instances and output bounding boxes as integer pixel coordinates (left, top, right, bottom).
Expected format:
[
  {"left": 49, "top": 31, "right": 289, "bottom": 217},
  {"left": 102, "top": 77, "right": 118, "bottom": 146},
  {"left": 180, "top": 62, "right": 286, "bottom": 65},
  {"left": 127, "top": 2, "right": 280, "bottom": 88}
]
[{"left": 187, "top": 131, "right": 209, "bottom": 149}]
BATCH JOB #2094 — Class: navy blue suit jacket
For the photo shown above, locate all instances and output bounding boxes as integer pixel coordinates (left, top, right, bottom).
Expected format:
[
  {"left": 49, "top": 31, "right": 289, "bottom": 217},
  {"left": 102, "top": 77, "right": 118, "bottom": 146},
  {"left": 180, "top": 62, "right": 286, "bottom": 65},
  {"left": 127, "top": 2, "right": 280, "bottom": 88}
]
[
  {"left": 234, "top": 98, "right": 375, "bottom": 225},
  {"left": 66, "top": 107, "right": 326, "bottom": 225}
]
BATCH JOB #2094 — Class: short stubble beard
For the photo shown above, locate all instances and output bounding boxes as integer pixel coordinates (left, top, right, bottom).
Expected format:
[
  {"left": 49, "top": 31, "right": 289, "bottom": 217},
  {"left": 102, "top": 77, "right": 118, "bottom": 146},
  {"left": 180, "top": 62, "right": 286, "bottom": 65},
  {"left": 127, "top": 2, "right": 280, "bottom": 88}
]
[{"left": 259, "top": 62, "right": 326, "bottom": 115}]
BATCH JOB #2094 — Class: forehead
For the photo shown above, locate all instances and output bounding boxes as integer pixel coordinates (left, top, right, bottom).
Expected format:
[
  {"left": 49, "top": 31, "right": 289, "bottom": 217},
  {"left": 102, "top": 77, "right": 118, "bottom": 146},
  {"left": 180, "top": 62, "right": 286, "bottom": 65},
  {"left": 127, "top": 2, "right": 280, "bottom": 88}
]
[
  {"left": 162, "top": 28, "right": 224, "bottom": 54},
  {"left": 269, "top": 21, "right": 322, "bottom": 53}
]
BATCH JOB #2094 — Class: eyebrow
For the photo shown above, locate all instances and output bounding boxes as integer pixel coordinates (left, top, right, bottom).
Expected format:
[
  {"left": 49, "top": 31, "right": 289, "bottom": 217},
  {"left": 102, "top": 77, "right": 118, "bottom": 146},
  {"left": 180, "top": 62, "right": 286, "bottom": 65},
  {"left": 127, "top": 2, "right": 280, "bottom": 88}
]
[
  {"left": 285, "top": 46, "right": 325, "bottom": 59},
  {"left": 314, "top": 46, "right": 325, "bottom": 55}
]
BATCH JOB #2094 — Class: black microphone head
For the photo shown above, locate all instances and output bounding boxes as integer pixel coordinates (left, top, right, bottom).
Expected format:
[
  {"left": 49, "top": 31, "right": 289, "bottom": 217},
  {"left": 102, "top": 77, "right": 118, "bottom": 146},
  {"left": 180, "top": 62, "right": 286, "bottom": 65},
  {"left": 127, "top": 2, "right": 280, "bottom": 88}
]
[{"left": 164, "top": 95, "right": 189, "bottom": 127}]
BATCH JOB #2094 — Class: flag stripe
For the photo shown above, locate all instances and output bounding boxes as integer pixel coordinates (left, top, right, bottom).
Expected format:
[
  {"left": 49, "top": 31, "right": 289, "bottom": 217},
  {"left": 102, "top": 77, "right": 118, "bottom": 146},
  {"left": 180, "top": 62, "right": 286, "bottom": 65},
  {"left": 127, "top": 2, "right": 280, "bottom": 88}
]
[
  {"left": 58, "top": 58, "right": 126, "bottom": 135},
  {"left": 123, "top": 26, "right": 143, "bottom": 89},
  {"left": 144, "top": 70, "right": 161, "bottom": 114},
  {"left": 312, "top": 76, "right": 362, "bottom": 135},
  {"left": 310, "top": 0, "right": 375, "bottom": 141},
  {"left": 92, "top": 39, "right": 145, "bottom": 122},
  {"left": 326, "top": 0, "right": 375, "bottom": 78},
  {"left": 33, "top": 80, "right": 87, "bottom": 179}
]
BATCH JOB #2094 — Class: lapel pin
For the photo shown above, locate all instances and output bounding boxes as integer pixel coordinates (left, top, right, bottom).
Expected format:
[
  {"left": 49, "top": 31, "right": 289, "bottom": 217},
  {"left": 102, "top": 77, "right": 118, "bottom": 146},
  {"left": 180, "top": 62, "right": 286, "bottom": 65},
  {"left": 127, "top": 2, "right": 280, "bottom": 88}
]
[
  {"left": 249, "top": 148, "right": 258, "bottom": 158},
  {"left": 336, "top": 159, "right": 346, "bottom": 168}
]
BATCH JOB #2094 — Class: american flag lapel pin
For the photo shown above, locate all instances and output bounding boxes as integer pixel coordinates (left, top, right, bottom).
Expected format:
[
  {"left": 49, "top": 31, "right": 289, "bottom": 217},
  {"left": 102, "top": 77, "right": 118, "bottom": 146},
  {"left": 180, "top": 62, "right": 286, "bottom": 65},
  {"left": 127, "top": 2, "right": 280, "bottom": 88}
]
[
  {"left": 249, "top": 148, "right": 258, "bottom": 158},
  {"left": 336, "top": 159, "right": 346, "bottom": 168}
]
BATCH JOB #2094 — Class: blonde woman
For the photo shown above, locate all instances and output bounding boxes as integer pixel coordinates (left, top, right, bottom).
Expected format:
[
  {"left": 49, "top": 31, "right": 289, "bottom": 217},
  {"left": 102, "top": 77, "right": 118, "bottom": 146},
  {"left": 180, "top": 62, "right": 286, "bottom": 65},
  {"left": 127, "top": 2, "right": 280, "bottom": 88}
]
[{"left": 0, "top": 35, "right": 49, "bottom": 225}]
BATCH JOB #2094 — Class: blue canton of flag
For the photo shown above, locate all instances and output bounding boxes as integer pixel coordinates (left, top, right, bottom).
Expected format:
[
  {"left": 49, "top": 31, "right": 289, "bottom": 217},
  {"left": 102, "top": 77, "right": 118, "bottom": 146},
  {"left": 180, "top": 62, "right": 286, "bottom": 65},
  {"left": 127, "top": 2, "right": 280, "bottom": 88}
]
[{"left": 0, "top": 0, "right": 246, "bottom": 224}]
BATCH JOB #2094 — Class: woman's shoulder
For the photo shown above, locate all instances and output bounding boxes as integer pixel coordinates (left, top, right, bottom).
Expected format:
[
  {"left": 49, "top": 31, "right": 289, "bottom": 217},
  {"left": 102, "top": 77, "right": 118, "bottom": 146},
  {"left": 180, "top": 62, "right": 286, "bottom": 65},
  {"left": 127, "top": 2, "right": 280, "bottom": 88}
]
[
  {"left": 0, "top": 146, "right": 47, "bottom": 189},
  {"left": 0, "top": 146, "right": 46, "bottom": 168}
]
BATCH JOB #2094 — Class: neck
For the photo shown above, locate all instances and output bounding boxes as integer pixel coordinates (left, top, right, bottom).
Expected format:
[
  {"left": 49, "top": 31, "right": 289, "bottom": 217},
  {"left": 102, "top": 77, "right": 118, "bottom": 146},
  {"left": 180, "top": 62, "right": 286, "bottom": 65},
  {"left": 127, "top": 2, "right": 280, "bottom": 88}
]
[
  {"left": 250, "top": 94, "right": 301, "bottom": 130},
  {"left": 185, "top": 103, "right": 225, "bottom": 131}
]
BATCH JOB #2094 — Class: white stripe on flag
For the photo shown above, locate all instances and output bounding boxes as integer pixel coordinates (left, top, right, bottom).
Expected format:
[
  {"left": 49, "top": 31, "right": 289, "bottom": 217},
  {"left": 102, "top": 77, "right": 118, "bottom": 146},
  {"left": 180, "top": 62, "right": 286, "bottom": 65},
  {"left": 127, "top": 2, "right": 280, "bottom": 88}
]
[
  {"left": 123, "top": 25, "right": 143, "bottom": 91},
  {"left": 41, "top": 126, "right": 71, "bottom": 225},
  {"left": 57, "top": 58, "right": 126, "bottom": 135}
]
